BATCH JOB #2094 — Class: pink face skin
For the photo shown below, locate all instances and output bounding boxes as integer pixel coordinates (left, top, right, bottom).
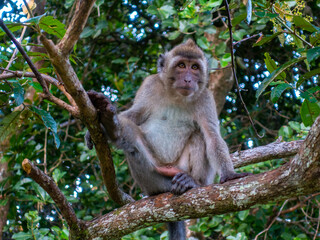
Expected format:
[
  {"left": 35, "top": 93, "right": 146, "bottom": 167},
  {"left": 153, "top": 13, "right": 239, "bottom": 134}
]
[{"left": 172, "top": 59, "right": 202, "bottom": 97}]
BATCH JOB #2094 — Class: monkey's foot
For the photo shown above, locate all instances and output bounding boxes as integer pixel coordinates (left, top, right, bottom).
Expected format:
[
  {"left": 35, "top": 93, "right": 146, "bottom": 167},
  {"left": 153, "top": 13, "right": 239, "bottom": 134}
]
[
  {"left": 87, "top": 90, "right": 119, "bottom": 140},
  {"left": 220, "top": 172, "right": 252, "bottom": 184},
  {"left": 85, "top": 130, "right": 94, "bottom": 150},
  {"left": 171, "top": 173, "right": 199, "bottom": 195}
]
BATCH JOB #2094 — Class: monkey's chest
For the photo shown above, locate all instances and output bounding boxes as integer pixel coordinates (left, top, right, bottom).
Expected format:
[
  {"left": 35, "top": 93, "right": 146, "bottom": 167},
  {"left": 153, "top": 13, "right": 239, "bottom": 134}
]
[{"left": 141, "top": 107, "right": 196, "bottom": 164}]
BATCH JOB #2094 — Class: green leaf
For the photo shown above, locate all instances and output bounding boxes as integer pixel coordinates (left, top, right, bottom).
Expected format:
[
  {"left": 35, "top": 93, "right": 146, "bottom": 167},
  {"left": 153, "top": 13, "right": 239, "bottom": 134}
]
[
  {"left": 0, "top": 198, "right": 8, "bottom": 206},
  {"left": 28, "top": 80, "right": 43, "bottom": 92},
  {"left": 297, "top": 68, "right": 320, "bottom": 87},
  {"left": 0, "top": 23, "right": 23, "bottom": 36},
  {"left": 0, "top": 55, "right": 9, "bottom": 61},
  {"left": 12, "top": 232, "right": 33, "bottom": 240},
  {"left": 12, "top": 82, "right": 24, "bottom": 106},
  {"left": 203, "top": 0, "right": 222, "bottom": 10},
  {"left": 232, "top": 12, "right": 246, "bottom": 26},
  {"left": 24, "top": 14, "right": 46, "bottom": 25},
  {"left": 31, "top": 182, "right": 50, "bottom": 202},
  {"left": 293, "top": 16, "right": 319, "bottom": 32},
  {"left": 271, "top": 83, "right": 292, "bottom": 103},
  {"left": 196, "top": 37, "right": 210, "bottom": 50},
  {"left": 300, "top": 87, "right": 320, "bottom": 103},
  {"left": 39, "top": 16, "right": 66, "bottom": 39},
  {"left": 64, "top": 0, "right": 75, "bottom": 9},
  {"left": 238, "top": 210, "right": 250, "bottom": 221},
  {"left": 128, "top": 57, "right": 140, "bottom": 63},
  {"left": 253, "top": 32, "right": 282, "bottom": 47},
  {"left": 112, "top": 59, "right": 126, "bottom": 64},
  {"left": 300, "top": 99, "right": 320, "bottom": 127},
  {"left": 30, "top": 106, "right": 60, "bottom": 148},
  {"left": 158, "top": 5, "right": 176, "bottom": 19},
  {"left": 233, "top": 29, "right": 247, "bottom": 41},
  {"left": 80, "top": 27, "right": 94, "bottom": 38},
  {"left": 288, "top": 121, "right": 301, "bottom": 132},
  {"left": 0, "top": 111, "right": 22, "bottom": 143},
  {"left": 279, "top": 125, "right": 293, "bottom": 139},
  {"left": 256, "top": 57, "right": 305, "bottom": 99},
  {"left": 310, "top": 32, "right": 320, "bottom": 45},
  {"left": 264, "top": 52, "right": 286, "bottom": 80},
  {"left": 168, "top": 31, "right": 180, "bottom": 40},
  {"left": 146, "top": 5, "right": 158, "bottom": 15},
  {"left": 52, "top": 169, "right": 66, "bottom": 183},
  {"left": 307, "top": 47, "right": 320, "bottom": 63},
  {"left": 221, "top": 53, "right": 231, "bottom": 67}
]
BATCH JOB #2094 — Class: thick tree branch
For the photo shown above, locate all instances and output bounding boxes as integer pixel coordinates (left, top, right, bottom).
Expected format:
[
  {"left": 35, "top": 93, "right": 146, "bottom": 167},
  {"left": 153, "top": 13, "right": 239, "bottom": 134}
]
[
  {"left": 58, "top": 0, "right": 96, "bottom": 55},
  {"left": 231, "top": 140, "right": 303, "bottom": 168},
  {"left": 40, "top": 36, "right": 133, "bottom": 205},
  {"left": 21, "top": 159, "right": 83, "bottom": 233},
  {"left": 86, "top": 116, "right": 320, "bottom": 239}
]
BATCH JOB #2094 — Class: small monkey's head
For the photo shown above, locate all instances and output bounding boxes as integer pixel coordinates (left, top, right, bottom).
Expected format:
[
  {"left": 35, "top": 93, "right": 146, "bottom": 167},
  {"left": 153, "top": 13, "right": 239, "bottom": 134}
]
[{"left": 158, "top": 39, "right": 208, "bottom": 100}]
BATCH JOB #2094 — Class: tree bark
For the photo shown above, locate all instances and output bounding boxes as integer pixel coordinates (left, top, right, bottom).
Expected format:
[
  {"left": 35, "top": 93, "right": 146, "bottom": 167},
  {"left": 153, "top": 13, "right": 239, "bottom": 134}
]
[
  {"left": 0, "top": 158, "right": 9, "bottom": 240},
  {"left": 207, "top": 27, "right": 235, "bottom": 115},
  {"left": 84, "top": 116, "right": 320, "bottom": 239}
]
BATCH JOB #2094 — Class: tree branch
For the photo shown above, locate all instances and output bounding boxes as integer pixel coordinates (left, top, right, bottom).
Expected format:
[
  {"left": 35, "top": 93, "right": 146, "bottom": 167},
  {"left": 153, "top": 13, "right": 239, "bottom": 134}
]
[
  {"left": 0, "top": 19, "right": 49, "bottom": 94},
  {"left": 40, "top": 35, "right": 133, "bottom": 205},
  {"left": 21, "top": 159, "right": 83, "bottom": 233},
  {"left": 0, "top": 70, "right": 80, "bottom": 117},
  {"left": 231, "top": 140, "right": 303, "bottom": 168},
  {"left": 86, "top": 116, "right": 320, "bottom": 239},
  {"left": 58, "top": 0, "right": 96, "bottom": 55}
]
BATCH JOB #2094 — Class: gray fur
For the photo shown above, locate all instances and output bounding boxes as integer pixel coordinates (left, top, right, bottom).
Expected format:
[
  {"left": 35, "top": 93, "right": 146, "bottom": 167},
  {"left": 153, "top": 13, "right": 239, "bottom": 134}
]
[{"left": 87, "top": 40, "right": 250, "bottom": 239}]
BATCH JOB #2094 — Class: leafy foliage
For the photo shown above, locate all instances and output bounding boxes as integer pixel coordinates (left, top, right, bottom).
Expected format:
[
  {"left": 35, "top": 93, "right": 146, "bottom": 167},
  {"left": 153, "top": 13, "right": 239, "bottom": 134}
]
[{"left": 0, "top": 0, "right": 320, "bottom": 239}]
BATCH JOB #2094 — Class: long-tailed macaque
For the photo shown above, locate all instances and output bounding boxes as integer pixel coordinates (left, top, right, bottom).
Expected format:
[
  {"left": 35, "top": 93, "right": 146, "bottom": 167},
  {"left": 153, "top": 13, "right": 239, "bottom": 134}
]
[{"left": 86, "top": 39, "right": 251, "bottom": 240}]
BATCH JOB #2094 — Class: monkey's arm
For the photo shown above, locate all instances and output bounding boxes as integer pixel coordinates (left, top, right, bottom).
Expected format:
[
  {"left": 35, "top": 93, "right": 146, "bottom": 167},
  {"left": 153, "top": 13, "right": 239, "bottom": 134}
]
[{"left": 198, "top": 91, "right": 251, "bottom": 184}]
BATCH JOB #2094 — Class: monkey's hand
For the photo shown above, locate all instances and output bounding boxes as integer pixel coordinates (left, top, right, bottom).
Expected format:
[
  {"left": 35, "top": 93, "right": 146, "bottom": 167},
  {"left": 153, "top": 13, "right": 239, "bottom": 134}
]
[
  {"left": 220, "top": 172, "right": 252, "bottom": 184},
  {"left": 87, "top": 90, "right": 119, "bottom": 141},
  {"left": 171, "top": 173, "right": 199, "bottom": 195}
]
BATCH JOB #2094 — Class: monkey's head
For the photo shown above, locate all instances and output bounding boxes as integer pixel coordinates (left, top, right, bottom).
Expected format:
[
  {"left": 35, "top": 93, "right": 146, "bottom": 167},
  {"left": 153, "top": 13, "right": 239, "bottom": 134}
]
[{"left": 158, "top": 39, "right": 208, "bottom": 100}]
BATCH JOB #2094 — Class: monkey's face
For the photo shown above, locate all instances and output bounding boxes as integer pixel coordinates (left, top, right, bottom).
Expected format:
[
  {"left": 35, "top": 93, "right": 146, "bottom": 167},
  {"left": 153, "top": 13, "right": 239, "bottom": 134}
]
[{"left": 170, "top": 58, "right": 205, "bottom": 97}]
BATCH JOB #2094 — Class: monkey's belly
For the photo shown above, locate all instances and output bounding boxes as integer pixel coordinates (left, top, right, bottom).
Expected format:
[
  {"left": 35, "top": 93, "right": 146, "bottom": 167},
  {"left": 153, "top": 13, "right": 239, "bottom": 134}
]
[{"left": 142, "top": 118, "right": 195, "bottom": 164}]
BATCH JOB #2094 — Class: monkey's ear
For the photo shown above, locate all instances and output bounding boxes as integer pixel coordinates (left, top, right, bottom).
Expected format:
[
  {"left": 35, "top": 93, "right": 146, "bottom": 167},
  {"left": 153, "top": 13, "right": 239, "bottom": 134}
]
[
  {"left": 185, "top": 38, "right": 196, "bottom": 46},
  {"left": 157, "top": 53, "right": 166, "bottom": 73}
]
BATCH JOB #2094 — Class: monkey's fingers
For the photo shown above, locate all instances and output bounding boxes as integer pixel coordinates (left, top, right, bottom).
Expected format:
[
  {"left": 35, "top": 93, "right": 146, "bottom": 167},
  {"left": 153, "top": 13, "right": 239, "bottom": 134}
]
[
  {"left": 155, "top": 166, "right": 183, "bottom": 177},
  {"left": 220, "top": 172, "right": 253, "bottom": 184},
  {"left": 171, "top": 173, "right": 199, "bottom": 195},
  {"left": 87, "top": 90, "right": 113, "bottom": 112}
]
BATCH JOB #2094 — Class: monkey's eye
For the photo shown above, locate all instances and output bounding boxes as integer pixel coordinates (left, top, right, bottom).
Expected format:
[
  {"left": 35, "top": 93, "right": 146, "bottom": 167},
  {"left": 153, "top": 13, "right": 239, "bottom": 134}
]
[
  {"left": 178, "top": 63, "right": 186, "bottom": 68},
  {"left": 191, "top": 64, "right": 199, "bottom": 70}
]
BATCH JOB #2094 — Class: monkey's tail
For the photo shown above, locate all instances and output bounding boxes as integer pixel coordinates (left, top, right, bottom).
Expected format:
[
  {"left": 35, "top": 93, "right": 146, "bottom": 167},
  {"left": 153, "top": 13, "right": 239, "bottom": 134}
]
[{"left": 167, "top": 221, "right": 186, "bottom": 240}]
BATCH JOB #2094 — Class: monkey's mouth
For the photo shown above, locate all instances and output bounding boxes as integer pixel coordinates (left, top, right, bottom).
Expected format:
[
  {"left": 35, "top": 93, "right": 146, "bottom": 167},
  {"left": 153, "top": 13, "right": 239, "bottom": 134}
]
[{"left": 176, "top": 87, "right": 195, "bottom": 96}]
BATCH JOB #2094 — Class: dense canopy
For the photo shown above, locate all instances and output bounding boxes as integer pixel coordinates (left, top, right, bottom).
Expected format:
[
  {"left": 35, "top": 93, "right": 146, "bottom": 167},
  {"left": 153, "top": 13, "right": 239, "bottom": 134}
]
[{"left": 0, "top": 0, "right": 320, "bottom": 239}]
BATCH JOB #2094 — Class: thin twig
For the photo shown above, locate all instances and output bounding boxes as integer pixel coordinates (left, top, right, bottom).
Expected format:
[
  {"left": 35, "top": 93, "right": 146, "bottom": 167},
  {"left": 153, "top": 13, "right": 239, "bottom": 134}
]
[
  {"left": 313, "top": 200, "right": 320, "bottom": 240},
  {"left": 254, "top": 200, "right": 289, "bottom": 240},
  {"left": 0, "top": 19, "right": 49, "bottom": 94},
  {"left": 224, "top": 0, "right": 264, "bottom": 138},
  {"left": 22, "top": 159, "right": 81, "bottom": 232},
  {"left": 233, "top": 33, "right": 262, "bottom": 46},
  {"left": 22, "top": 0, "right": 34, "bottom": 18}
]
